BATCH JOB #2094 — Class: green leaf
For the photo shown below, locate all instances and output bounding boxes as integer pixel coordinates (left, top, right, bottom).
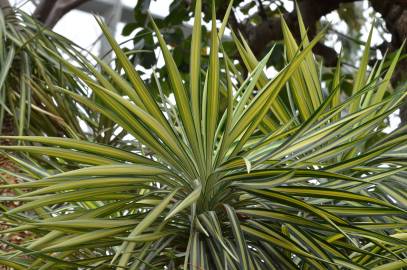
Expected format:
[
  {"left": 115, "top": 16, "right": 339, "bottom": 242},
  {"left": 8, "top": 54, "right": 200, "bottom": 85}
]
[
  {"left": 165, "top": 180, "right": 201, "bottom": 220},
  {"left": 0, "top": 135, "right": 155, "bottom": 164},
  {"left": 149, "top": 14, "right": 201, "bottom": 173},
  {"left": 116, "top": 189, "right": 178, "bottom": 267},
  {"left": 225, "top": 204, "right": 252, "bottom": 270}
]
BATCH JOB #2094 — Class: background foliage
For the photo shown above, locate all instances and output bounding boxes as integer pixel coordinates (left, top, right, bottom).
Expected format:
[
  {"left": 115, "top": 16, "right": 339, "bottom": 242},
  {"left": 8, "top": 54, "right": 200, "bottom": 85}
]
[{"left": 121, "top": 1, "right": 406, "bottom": 102}]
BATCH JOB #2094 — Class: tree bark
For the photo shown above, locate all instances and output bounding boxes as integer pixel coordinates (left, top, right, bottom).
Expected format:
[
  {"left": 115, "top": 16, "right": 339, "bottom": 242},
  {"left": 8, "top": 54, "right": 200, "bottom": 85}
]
[
  {"left": 371, "top": 0, "right": 407, "bottom": 126},
  {"left": 0, "top": 0, "right": 11, "bottom": 14},
  {"left": 0, "top": 0, "right": 17, "bottom": 24}
]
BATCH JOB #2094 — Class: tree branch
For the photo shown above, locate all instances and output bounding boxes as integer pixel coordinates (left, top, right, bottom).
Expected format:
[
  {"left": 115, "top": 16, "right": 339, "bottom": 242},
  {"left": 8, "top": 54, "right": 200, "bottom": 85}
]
[
  {"left": 33, "top": 0, "right": 90, "bottom": 28},
  {"left": 243, "top": 0, "right": 358, "bottom": 66},
  {"left": 256, "top": 0, "right": 267, "bottom": 20},
  {"left": 33, "top": 0, "right": 57, "bottom": 23}
]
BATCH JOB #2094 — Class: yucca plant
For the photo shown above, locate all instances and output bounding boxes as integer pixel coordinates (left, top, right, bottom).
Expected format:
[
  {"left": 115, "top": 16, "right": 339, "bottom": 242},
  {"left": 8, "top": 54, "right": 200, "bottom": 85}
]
[
  {"left": 1, "top": 1, "right": 406, "bottom": 269},
  {"left": 0, "top": 8, "right": 126, "bottom": 256},
  {"left": 0, "top": 8, "right": 119, "bottom": 140}
]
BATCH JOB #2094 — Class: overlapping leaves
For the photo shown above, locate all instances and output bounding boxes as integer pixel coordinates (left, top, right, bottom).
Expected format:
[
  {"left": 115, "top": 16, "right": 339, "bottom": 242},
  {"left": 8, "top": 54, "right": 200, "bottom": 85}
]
[{"left": 0, "top": 1, "right": 406, "bottom": 269}]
